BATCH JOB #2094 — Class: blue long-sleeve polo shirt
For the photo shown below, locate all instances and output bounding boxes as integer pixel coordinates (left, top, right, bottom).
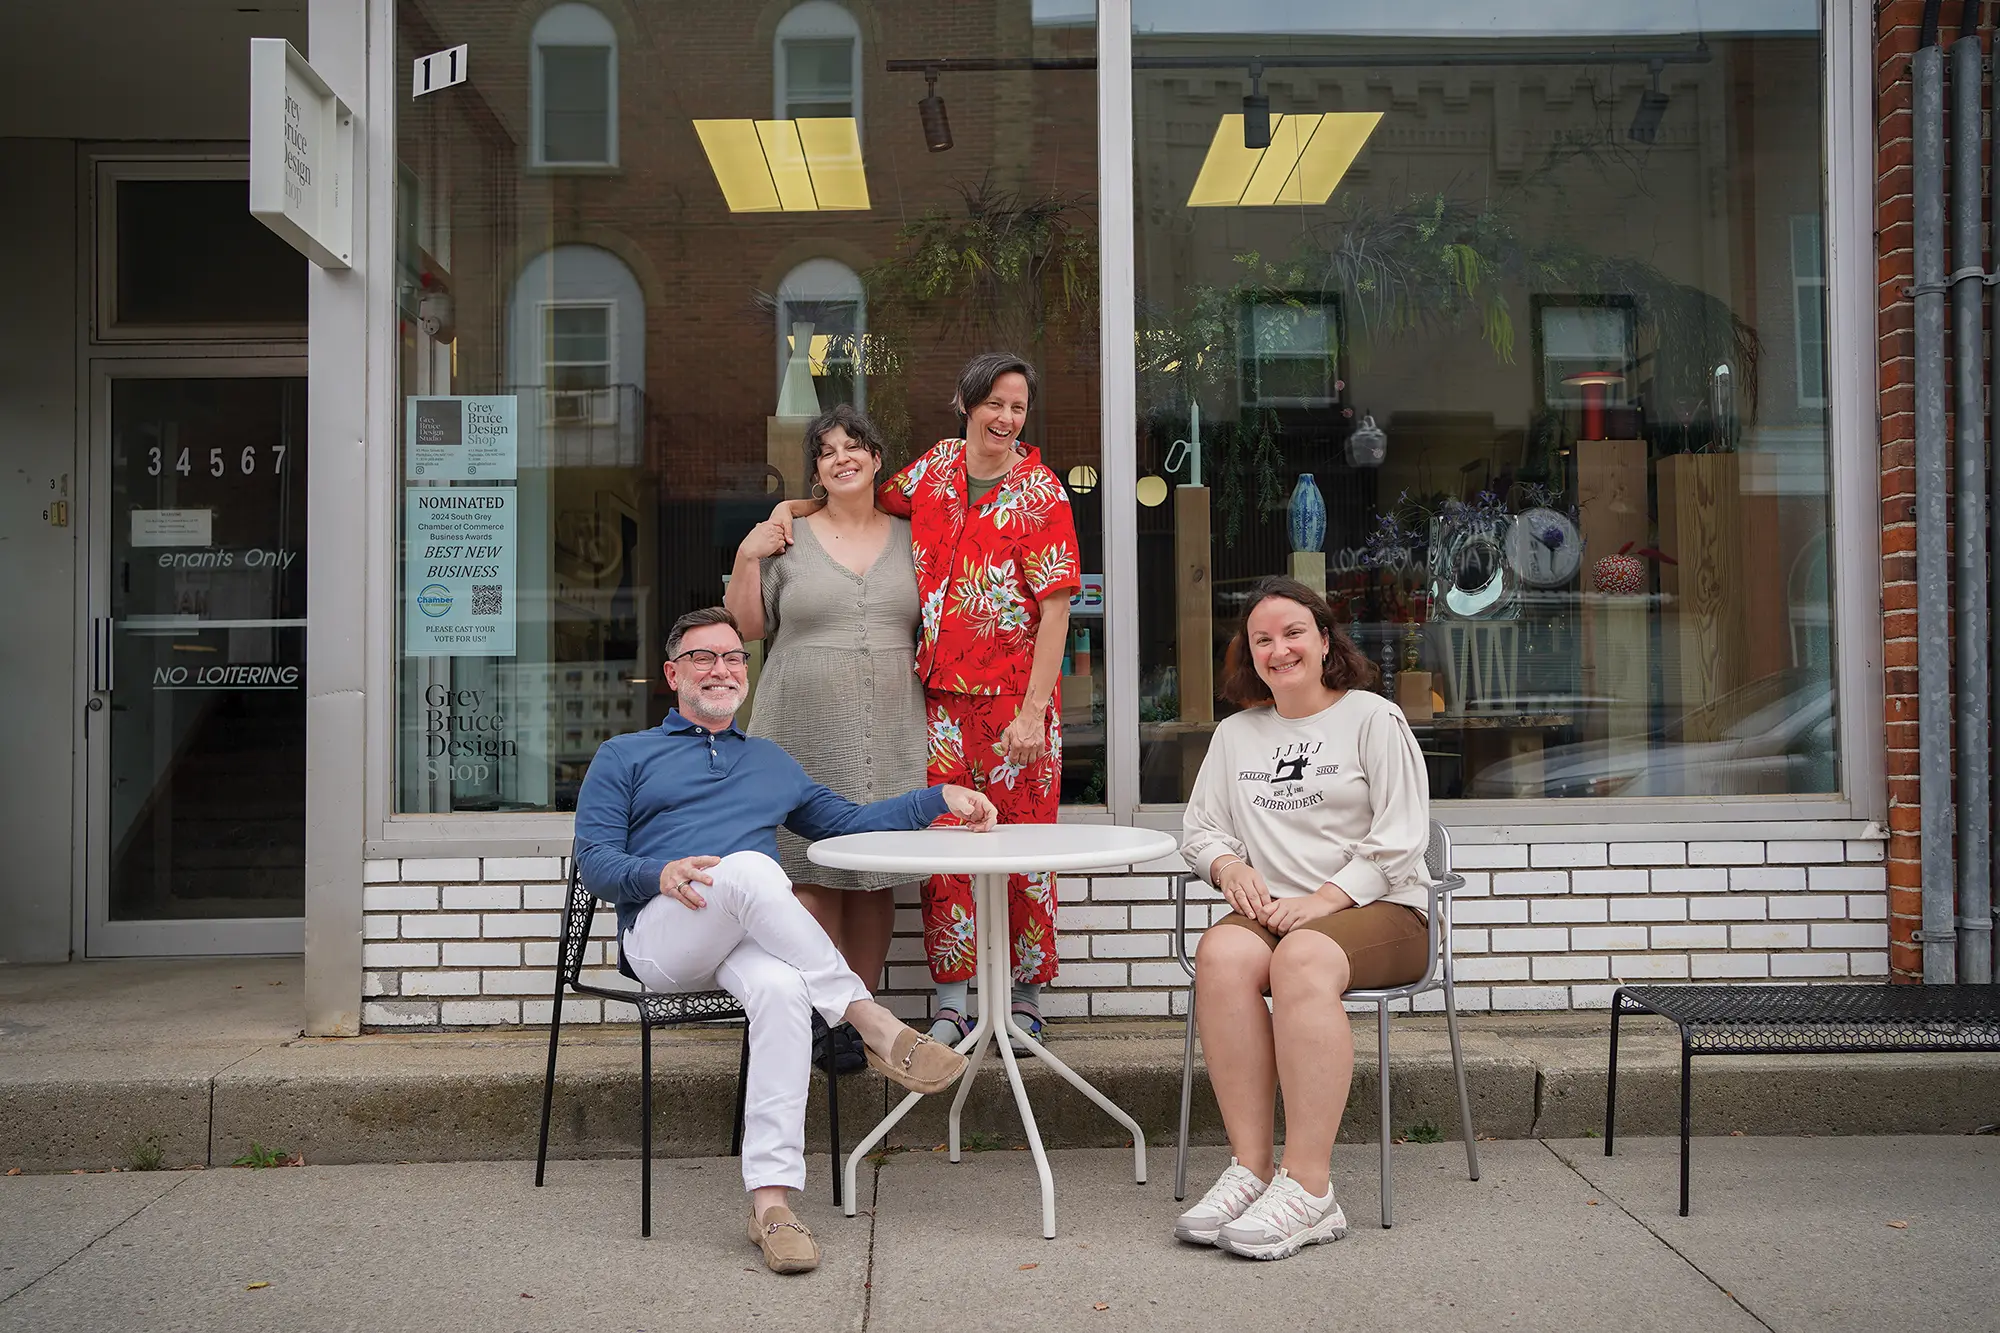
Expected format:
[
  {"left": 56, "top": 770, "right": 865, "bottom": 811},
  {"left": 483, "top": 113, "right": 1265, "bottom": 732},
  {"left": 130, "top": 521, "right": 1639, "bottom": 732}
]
[{"left": 573, "top": 708, "right": 950, "bottom": 941}]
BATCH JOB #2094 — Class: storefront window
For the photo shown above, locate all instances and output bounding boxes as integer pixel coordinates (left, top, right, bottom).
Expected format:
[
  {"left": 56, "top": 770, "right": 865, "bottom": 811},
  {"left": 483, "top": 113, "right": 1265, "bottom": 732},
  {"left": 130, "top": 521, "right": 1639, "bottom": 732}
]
[
  {"left": 1132, "top": 2, "right": 1839, "bottom": 803},
  {"left": 396, "top": 2, "right": 1103, "bottom": 813}
]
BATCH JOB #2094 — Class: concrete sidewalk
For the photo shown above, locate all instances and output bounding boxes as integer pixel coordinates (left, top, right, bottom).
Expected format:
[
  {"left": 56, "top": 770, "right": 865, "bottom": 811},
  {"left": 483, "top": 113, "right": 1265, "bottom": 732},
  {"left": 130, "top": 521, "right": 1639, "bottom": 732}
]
[
  {"left": 3, "top": 1137, "right": 1995, "bottom": 1332},
  {"left": 6, "top": 960, "right": 2000, "bottom": 1174}
]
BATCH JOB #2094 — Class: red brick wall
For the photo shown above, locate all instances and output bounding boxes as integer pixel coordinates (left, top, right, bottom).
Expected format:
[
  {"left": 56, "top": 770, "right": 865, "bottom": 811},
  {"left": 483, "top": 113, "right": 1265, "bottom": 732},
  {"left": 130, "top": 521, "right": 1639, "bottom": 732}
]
[{"left": 1876, "top": 1, "right": 1930, "bottom": 982}]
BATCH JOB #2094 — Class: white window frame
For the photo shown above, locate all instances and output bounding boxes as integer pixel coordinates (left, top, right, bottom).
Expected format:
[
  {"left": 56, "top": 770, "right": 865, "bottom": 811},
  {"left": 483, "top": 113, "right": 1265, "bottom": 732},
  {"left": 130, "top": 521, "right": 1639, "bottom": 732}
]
[
  {"left": 1240, "top": 298, "right": 1339, "bottom": 408},
  {"left": 1538, "top": 302, "right": 1637, "bottom": 409},
  {"left": 530, "top": 3, "right": 619, "bottom": 169},
  {"left": 773, "top": 1, "right": 863, "bottom": 129},
  {"left": 1791, "top": 212, "right": 1830, "bottom": 409},
  {"left": 538, "top": 298, "right": 618, "bottom": 426},
  {"left": 775, "top": 257, "right": 867, "bottom": 412}
]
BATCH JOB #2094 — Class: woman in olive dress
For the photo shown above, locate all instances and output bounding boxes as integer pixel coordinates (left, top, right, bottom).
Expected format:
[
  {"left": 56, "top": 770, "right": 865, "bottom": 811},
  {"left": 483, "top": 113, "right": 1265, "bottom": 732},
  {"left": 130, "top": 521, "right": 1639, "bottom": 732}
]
[{"left": 725, "top": 404, "right": 926, "bottom": 1062}]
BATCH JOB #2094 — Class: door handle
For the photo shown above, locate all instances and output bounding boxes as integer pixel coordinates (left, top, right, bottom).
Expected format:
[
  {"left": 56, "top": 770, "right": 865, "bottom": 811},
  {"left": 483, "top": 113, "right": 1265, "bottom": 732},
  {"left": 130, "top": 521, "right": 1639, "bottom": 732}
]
[{"left": 91, "top": 616, "right": 114, "bottom": 693}]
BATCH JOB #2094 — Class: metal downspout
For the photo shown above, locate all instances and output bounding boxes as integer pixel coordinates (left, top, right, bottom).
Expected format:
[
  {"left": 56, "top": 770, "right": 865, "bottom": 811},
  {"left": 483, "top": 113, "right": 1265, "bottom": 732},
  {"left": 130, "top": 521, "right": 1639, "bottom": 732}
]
[
  {"left": 1953, "top": 5, "right": 1994, "bottom": 986},
  {"left": 1914, "top": 2, "right": 1958, "bottom": 983}
]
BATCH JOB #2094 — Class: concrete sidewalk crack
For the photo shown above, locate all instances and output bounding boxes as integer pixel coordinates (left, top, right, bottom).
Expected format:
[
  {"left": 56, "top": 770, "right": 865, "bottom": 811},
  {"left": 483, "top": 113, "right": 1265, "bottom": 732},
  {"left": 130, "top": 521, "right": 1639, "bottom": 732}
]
[
  {"left": 857, "top": 1160, "right": 880, "bottom": 1332},
  {"left": 204, "top": 1042, "right": 280, "bottom": 1167},
  {"left": 0, "top": 1172, "right": 193, "bottom": 1309},
  {"left": 1536, "top": 1140, "right": 1775, "bottom": 1332}
]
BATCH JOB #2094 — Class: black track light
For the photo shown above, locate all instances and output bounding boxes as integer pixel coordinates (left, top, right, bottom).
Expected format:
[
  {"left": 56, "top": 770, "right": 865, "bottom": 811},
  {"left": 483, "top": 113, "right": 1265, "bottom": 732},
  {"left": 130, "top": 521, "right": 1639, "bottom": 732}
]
[
  {"left": 1629, "top": 59, "right": 1668, "bottom": 143},
  {"left": 919, "top": 69, "right": 953, "bottom": 152},
  {"left": 1242, "top": 63, "right": 1269, "bottom": 150}
]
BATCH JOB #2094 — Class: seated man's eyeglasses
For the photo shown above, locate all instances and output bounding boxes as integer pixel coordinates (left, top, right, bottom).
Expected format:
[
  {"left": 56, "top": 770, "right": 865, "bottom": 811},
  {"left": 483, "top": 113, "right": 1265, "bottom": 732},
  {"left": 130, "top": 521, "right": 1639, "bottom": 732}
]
[{"left": 674, "top": 648, "right": 751, "bottom": 668}]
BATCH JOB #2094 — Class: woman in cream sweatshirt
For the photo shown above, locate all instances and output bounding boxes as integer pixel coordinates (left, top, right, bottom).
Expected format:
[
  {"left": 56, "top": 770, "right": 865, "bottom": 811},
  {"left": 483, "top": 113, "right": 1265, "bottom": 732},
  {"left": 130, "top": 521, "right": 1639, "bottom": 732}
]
[{"left": 1173, "top": 576, "right": 1432, "bottom": 1261}]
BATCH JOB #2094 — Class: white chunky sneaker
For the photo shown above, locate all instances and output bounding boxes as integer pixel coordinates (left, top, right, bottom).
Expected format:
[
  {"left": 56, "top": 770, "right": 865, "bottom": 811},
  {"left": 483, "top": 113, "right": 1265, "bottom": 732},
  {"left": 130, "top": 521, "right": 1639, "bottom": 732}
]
[
  {"left": 1173, "top": 1158, "right": 1270, "bottom": 1246},
  {"left": 1215, "top": 1167, "right": 1348, "bottom": 1260}
]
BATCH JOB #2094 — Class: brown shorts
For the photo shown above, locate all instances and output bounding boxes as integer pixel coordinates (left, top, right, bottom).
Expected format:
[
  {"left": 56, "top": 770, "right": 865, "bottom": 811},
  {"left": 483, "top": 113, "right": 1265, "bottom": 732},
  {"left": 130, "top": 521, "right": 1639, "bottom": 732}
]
[{"left": 1212, "top": 901, "right": 1430, "bottom": 991}]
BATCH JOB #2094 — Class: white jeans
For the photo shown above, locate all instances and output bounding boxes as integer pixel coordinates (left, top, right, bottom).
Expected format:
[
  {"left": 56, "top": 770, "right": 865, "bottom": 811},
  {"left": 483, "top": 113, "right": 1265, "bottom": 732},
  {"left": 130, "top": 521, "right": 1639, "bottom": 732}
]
[{"left": 619, "top": 850, "right": 870, "bottom": 1192}]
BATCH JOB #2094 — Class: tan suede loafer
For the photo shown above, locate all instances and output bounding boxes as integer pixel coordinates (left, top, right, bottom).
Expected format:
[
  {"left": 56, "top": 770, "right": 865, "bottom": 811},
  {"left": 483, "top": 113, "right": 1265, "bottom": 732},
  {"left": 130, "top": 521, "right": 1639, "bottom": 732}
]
[
  {"left": 747, "top": 1204, "right": 820, "bottom": 1274},
  {"left": 865, "top": 1027, "right": 970, "bottom": 1095}
]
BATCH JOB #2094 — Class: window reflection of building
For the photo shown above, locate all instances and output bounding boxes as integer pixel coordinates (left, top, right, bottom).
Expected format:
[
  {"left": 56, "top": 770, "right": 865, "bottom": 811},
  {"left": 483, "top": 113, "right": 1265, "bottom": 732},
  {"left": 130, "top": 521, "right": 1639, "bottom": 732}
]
[
  {"left": 531, "top": 3, "right": 618, "bottom": 168},
  {"left": 1790, "top": 215, "right": 1828, "bottom": 408},
  {"left": 1131, "top": 11, "right": 1838, "bottom": 805},
  {"left": 774, "top": 257, "right": 866, "bottom": 414},
  {"left": 396, "top": 2, "right": 1107, "bottom": 814},
  {"left": 774, "top": 1, "right": 862, "bottom": 123},
  {"left": 505, "top": 245, "right": 653, "bottom": 808}
]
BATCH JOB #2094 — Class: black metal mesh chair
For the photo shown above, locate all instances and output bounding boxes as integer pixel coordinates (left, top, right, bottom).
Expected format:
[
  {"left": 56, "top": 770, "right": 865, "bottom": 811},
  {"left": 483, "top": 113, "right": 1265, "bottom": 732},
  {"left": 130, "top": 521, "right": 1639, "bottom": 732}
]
[
  {"left": 1171, "top": 819, "right": 1481, "bottom": 1227},
  {"left": 533, "top": 852, "right": 841, "bottom": 1235}
]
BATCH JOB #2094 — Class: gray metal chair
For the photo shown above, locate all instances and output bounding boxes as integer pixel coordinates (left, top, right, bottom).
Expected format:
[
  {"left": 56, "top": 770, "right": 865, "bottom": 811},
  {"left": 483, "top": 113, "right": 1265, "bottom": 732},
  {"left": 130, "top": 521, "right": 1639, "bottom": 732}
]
[{"left": 1172, "top": 818, "right": 1481, "bottom": 1228}]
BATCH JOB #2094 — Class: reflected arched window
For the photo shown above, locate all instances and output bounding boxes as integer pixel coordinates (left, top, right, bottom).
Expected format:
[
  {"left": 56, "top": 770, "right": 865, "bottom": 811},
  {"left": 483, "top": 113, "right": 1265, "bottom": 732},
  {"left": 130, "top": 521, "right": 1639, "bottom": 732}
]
[
  {"left": 776, "top": 258, "right": 865, "bottom": 413},
  {"left": 532, "top": 3, "right": 618, "bottom": 167},
  {"left": 509, "top": 245, "right": 646, "bottom": 464},
  {"left": 774, "top": 2, "right": 862, "bottom": 125}
]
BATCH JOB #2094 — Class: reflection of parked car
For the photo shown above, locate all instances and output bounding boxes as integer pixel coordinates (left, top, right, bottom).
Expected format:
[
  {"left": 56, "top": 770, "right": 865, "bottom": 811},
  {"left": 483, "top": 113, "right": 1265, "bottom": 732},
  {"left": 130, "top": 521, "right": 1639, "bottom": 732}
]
[{"left": 1469, "top": 670, "right": 1837, "bottom": 799}]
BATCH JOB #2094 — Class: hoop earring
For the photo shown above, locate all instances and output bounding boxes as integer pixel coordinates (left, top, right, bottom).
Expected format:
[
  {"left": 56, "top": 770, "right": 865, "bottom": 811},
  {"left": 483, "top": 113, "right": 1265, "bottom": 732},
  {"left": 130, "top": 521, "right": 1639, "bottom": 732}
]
[{"left": 811, "top": 481, "right": 827, "bottom": 500}]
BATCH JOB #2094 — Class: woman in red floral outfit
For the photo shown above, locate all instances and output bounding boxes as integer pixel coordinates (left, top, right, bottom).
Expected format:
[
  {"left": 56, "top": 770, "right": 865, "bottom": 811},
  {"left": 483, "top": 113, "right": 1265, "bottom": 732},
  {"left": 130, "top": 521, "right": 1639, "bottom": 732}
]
[{"left": 775, "top": 353, "right": 1079, "bottom": 1045}]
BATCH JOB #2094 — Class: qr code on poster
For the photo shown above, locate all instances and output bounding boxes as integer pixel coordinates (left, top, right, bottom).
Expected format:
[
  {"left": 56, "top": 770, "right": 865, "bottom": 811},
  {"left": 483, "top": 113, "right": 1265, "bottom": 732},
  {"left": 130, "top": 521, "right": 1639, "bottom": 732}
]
[{"left": 470, "top": 585, "right": 503, "bottom": 616}]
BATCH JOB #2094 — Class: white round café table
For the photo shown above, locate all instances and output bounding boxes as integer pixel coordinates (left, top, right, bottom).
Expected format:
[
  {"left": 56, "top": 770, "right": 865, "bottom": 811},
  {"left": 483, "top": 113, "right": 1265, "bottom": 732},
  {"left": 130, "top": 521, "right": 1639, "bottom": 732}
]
[{"left": 810, "top": 824, "right": 1180, "bottom": 1239}]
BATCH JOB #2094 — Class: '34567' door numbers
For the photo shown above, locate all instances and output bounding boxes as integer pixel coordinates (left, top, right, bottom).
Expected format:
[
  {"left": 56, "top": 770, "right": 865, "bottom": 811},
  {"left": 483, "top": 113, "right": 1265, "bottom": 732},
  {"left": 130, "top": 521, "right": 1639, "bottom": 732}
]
[{"left": 146, "top": 445, "right": 289, "bottom": 478}]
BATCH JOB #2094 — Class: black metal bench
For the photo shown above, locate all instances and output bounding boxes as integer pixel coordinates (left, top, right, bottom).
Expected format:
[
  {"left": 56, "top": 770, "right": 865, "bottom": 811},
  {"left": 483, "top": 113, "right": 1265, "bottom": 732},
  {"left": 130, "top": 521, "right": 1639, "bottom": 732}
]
[{"left": 1605, "top": 983, "right": 2000, "bottom": 1216}]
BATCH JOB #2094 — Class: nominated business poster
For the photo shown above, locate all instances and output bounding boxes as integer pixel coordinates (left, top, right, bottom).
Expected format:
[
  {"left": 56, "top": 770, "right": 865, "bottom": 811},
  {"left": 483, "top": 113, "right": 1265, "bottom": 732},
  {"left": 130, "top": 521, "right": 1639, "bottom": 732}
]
[
  {"left": 405, "top": 488, "right": 516, "bottom": 657},
  {"left": 405, "top": 395, "right": 518, "bottom": 480}
]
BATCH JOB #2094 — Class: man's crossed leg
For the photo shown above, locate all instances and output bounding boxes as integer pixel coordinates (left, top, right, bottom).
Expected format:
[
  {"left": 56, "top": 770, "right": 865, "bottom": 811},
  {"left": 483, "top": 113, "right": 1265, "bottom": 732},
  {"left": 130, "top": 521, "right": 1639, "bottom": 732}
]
[{"left": 621, "top": 850, "right": 964, "bottom": 1272}]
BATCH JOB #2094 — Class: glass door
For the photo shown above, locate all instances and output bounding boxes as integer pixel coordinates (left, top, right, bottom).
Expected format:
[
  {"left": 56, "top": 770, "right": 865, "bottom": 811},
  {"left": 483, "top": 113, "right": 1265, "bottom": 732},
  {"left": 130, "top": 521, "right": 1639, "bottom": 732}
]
[{"left": 85, "top": 366, "right": 307, "bottom": 955}]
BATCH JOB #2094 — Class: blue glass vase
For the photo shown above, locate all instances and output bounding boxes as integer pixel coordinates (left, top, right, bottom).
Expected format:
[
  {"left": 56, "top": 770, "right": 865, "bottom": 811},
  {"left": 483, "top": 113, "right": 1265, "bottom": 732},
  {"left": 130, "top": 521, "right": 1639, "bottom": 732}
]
[{"left": 1288, "top": 473, "right": 1326, "bottom": 553}]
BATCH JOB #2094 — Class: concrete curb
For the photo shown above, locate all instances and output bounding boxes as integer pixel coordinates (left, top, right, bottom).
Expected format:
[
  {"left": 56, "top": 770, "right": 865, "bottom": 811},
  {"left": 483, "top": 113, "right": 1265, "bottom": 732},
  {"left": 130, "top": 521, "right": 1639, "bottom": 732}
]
[{"left": 7, "top": 1019, "right": 1998, "bottom": 1173}]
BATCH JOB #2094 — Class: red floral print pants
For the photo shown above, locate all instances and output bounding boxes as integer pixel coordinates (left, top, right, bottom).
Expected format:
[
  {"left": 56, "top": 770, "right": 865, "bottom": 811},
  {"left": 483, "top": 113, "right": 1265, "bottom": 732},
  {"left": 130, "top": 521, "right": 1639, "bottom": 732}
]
[{"left": 921, "top": 688, "right": 1062, "bottom": 985}]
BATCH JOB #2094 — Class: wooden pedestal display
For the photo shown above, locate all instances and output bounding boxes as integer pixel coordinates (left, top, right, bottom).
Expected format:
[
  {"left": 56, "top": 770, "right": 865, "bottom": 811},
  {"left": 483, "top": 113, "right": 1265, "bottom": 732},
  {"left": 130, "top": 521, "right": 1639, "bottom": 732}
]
[
  {"left": 1576, "top": 440, "right": 1650, "bottom": 741},
  {"left": 1462, "top": 726, "right": 1544, "bottom": 798},
  {"left": 1583, "top": 593, "right": 1651, "bottom": 772},
  {"left": 1289, "top": 550, "right": 1326, "bottom": 595},
  {"left": 1175, "top": 486, "right": 1214, "bottom": 723},
  {"left": 1576, "top": 440, "right": 1651, "bottom": 569},
  {"left": 1177, "top": 725, "right": 1214, "bottom": 799},
  {"left": 1059, "top": 672, "right": 1097, "bottom": 730},
  {"left": 1655, "top": 453, "right": 1744, "bottom": 727},
  {"left": 767, "top": 416, "right": 813, "bottom": 499},
  {"left": 1737, "top": 490, "right": 1788, "bottom": 681},
  {"left": 1395, "top": 670, "right": 1436, "bottom": 723}
]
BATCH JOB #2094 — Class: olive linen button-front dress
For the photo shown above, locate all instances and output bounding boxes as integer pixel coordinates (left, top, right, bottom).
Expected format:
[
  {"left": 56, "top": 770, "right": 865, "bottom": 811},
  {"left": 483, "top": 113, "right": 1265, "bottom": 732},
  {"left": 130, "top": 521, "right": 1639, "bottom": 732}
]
[{"left": 747, "top": 516, "right": 927, "bottom": 891}]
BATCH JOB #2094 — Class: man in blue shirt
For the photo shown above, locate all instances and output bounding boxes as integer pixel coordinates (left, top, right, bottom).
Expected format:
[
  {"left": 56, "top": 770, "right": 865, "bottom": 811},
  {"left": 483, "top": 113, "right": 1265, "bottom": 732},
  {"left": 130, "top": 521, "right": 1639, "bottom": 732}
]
[{"left": 574, "top": 606, "right": 996, "bottom": 1275}]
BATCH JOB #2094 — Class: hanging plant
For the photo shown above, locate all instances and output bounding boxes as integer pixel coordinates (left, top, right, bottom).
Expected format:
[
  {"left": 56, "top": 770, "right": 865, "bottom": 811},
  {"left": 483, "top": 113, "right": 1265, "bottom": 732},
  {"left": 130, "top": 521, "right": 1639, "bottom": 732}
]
[
  {"left": 861, "top": 176, "right": 1098, "bottom": 453},
  {"left": 1208, "top": 412, "right": 1286, "bottom": 547}
]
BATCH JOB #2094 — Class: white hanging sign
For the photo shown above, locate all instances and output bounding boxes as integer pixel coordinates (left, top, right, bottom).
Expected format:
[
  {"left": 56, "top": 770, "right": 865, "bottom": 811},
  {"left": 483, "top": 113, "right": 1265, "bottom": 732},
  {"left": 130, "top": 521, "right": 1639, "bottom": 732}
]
[
  {"left": 248, "top": 38, "right": 353, "bottom": 269},
  {"left": 413, "top": 45, "right": 469, "bottom": 98}
]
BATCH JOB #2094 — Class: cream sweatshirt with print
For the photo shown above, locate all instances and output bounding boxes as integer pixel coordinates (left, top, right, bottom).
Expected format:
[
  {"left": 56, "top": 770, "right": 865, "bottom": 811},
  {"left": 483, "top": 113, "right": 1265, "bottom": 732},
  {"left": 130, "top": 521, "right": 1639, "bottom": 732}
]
[{"left": 1182, "top": 690, "right": 1432, "bottom": 913}]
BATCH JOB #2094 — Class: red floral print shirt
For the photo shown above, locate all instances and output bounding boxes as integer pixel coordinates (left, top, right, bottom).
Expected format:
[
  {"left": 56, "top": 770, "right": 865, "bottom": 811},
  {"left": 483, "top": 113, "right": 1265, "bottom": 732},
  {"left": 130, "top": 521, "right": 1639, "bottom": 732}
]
[{"left": 878, "top": 438, "right": 1082, "bottom": 696}]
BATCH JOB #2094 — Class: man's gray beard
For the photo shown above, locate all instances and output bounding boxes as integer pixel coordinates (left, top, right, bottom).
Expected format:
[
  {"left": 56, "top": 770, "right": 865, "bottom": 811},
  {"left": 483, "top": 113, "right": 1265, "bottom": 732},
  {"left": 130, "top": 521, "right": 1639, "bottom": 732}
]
[{"left": 681, "top": 685, "right": 740, "bottom": 723}]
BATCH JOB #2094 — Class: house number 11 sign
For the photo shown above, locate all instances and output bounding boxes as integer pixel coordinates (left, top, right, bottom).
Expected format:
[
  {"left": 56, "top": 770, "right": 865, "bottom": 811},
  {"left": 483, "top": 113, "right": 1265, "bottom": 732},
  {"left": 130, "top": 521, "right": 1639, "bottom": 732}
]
[{"left": 414, "top": 45, "right": 469, "bottom": 98}]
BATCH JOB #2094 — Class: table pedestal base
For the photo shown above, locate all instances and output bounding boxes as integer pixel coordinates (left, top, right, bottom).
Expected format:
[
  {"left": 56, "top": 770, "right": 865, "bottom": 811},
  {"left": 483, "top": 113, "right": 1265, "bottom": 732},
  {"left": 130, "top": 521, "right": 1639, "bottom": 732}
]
[{"left": 842, "top": 871, "right": 1148, "bottom": 1237}]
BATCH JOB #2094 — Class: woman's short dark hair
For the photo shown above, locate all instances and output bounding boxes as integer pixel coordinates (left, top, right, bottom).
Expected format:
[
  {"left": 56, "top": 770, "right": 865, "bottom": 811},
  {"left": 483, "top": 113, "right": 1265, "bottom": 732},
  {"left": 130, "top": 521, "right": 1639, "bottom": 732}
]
[
  {"left": 1219, "top": 576, "right": 1377, "bottom": 707},
  {"left": 955, "top": 352, "right": 1039, "bottom": 417},
  {"left": 802, "top": 403, "right": 886, "bottom": 485},
  {"left": 666, "top": 606, "right": 739, "bottom": 659}
]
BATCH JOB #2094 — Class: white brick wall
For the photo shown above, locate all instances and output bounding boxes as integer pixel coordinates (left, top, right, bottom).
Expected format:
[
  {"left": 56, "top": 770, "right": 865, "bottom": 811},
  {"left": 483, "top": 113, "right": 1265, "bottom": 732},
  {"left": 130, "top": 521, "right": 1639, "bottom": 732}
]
[{"left": 356, "top": 828, "right": 1894, "bottom": 1027}]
